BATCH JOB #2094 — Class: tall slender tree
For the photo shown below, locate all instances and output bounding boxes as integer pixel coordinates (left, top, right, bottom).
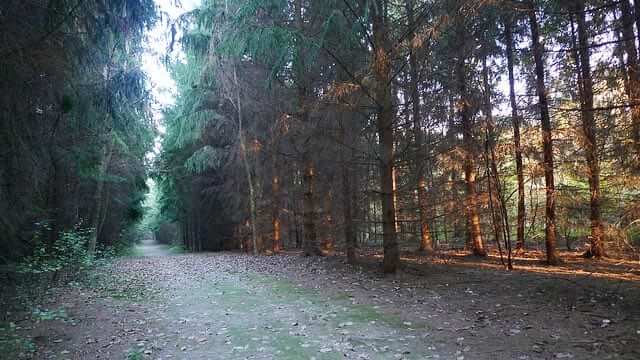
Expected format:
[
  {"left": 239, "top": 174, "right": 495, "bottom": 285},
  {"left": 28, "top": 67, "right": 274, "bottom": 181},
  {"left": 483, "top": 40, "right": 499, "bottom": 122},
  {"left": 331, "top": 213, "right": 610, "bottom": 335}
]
[
  {"left": 503, "top": 10, "right": 526, "bottom": 251},
  {"left": 572, "top": 0, "right": 605, "bottom": 258},
  {"left": 527, "top": 0, "right": 559, "bottom": 264}
]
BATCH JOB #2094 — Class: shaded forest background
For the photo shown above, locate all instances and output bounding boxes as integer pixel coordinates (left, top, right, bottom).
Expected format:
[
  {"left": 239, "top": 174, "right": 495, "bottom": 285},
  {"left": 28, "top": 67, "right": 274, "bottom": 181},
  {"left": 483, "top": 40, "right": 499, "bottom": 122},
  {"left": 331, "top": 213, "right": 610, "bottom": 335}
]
[
  {"left": 1, "top": 0, "right": 157, "bottom": 263},
  {"left": 2, "top": 0, "right": 640, "bottom": 273}
]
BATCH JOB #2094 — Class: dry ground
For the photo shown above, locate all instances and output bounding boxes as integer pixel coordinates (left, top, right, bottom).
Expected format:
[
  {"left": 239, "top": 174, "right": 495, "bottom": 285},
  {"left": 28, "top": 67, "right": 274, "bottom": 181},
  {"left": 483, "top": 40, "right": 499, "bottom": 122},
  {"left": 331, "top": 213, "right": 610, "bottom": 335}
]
[{"left": 2, "top": 245, "right": 640, "bottom": 360}]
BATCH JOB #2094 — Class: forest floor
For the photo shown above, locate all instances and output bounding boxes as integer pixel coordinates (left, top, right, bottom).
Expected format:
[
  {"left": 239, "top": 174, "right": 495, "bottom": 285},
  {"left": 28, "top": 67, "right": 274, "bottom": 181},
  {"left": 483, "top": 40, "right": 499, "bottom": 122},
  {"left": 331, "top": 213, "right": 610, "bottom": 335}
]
[{"left": 3, "top": 242, "right": 640, "bottom": 360}]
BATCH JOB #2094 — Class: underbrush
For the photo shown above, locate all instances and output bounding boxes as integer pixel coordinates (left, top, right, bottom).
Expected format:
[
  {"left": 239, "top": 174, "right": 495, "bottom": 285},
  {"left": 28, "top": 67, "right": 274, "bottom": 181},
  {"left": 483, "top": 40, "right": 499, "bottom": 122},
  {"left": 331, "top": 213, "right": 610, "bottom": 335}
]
[
  {"left": 0, "top": 322, "right": 36, "bottom": 359},
  {"left": 0, "top": 226, "right": 141, "bottom": 358}
]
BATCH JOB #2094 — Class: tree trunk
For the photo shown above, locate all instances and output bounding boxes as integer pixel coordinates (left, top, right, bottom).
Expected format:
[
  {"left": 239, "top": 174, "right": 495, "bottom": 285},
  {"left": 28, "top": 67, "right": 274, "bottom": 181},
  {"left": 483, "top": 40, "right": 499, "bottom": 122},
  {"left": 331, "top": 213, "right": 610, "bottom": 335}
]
[
  {"left": 482, "top": 56, "right": 504, "bottom": 247},
  {"left": 504, "top": 13, "right": 526, "bottom": 251},
  {"left": 302, "top": 155, "right": 321, "bottom": 256},
  {"left": 619, "top": 0, "right": 640, "bottom": 159},
  {"left": 234, "top": 66, "right": 259, "bottom": 255},
  {"left": 372, "top": 0, "right": 399, "bottom": 273},
  {"left": 337, "top": 73, "right": 357, "bottom": 263},
  {"left": 634, "top": 0, "right": 640, "bottom": 54},
  {"left": 322, "top": 189, "right": 335, "bottom": 252},
  {"left": 456, "top": 17, "right": 485, "bottom": 257},
  {"left": 295, "top": 0, "right": 321, "bottom": 256},
  {"left": 272, "top": 173, "right": 282, "bottom": 253},
  {"left": 446, "top": 93, "right": 464, "bottom": 245},
  {"left": 574, "top": 0, "right": 605, "bottom": 258},
  {"left": 406, "top": 0, "right": 433, "bottom": 253},
  {"left": 528, "top": 1, "right": 560, "bottom": 265},
  {"left": 341, "top": 132, "right": 356, "bottom": 262},
  {"left": 87, "top": 138, "right": 114, "bottom": 255}
]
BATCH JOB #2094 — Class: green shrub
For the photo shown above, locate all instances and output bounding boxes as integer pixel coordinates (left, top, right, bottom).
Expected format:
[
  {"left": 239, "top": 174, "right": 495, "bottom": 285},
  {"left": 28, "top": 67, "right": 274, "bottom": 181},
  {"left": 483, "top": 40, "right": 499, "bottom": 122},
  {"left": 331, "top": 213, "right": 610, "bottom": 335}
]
[{"left": 17, "top": 228, "right": 92, "bottom": 275}]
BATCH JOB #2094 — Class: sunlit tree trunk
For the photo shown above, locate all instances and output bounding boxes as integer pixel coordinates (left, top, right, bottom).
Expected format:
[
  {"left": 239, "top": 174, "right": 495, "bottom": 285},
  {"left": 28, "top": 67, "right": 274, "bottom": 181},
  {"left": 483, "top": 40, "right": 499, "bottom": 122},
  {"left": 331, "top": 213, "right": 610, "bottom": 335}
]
[
  {"left": 272, "top": 172, "right": 282, "bottom": 253},
  {"left": 504, "top": 13, "right": 526, "bottom": 251},
  {"left": 573, "top": 0, "right": 605, "bottom": 258},
  {"left": 372, "top": 0, "right": 400, "bottom": 273},
  {"left": 455, "top": 17, "right": 485, "bottom": 257},
  {"left": 527, "top": 0, "right": 559, "bottom": 264}
]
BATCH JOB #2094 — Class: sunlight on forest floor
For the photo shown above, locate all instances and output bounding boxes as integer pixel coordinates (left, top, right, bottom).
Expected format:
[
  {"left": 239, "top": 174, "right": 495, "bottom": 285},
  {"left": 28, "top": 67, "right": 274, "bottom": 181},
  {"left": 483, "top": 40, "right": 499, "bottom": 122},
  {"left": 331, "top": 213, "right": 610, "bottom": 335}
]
[
  {"left": 417, "top": 252, "right": 640, "bottom": 282},
  {"left": 361, "top": 248, "right": 640, "bottom": 282}
]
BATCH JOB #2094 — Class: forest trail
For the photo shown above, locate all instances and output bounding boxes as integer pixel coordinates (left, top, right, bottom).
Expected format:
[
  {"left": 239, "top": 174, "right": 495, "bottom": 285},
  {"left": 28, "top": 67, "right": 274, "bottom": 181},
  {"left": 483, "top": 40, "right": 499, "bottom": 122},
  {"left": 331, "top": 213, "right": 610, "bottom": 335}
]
[
  {"left": 20, "top": 253, "right": 640, "bottom": 360},
  {"left": 134, "top": 237, "right": 173, "bottom": 257}
]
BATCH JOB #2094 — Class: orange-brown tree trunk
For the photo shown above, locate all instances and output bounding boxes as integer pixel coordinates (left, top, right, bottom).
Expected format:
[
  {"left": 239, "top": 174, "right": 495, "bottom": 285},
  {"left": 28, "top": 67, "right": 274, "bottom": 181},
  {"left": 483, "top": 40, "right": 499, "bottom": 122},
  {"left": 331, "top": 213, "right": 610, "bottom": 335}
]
[
  {"left": 455, "top": 14, "right": 485, "bottom": 257},
  {"left": 406, "top": 0, "right": 433, "bottom": 253},
  {"left": 272, "top": 173, "right": 282, "bottom": 253}
]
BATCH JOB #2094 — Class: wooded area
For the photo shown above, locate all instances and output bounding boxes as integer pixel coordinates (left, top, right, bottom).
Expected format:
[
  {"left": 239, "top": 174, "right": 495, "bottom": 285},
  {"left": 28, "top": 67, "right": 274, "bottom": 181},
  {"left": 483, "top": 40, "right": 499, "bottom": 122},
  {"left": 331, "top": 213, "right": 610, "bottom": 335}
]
[
  {"left": 2, "top": 0, "right": 640, "bottom": 268},
  {"left": 2, "top": 1, "right": 640, "bottom": 359},
  {"left": 1, "top": 0, "right": 156, "bottom": 263},
  {"left": 151, "top": 0, "right": 640, "bottom": 272}
]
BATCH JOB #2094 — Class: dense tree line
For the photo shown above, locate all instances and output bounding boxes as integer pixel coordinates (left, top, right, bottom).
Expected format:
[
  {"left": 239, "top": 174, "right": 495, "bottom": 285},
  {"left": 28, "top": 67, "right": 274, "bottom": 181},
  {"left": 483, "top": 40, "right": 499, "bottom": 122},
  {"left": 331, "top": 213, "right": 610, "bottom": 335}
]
[
  {"left": 4, "top": 0, "right": 639, "bottom": 272},
  {"left": 155, "top": 0, "right": 640, "bottom": 272},
  {"left": 0, "top": 0, "right": 156, "bottom": 263}
]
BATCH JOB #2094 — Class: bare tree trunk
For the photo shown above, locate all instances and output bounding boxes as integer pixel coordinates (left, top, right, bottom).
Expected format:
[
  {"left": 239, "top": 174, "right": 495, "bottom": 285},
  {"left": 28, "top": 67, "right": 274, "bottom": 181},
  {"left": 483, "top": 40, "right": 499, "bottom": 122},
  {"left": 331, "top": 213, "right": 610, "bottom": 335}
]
[
  {"left": 337, "top": 80, "right": 356, "bottom": 263},
  {"left": 446, "top": 93, "right": 464, "bottom": 245},
  {"left": 322, "top": 189, "right": 335, "bottom": 252},
  {"left": 574, "top": 0, "right": 605, "bottom": 258},
  {"left": 482, "top": 56, "right": 504, "bottom": 246},
  {"left": 406, "top": 0, "right": 433, "bottom": 253},
  {"left": 294, "top": 0, "right": 321, "bottom": 257},
  {"left": 634, "top": 0, "right": 640, "bottom": 54},
  {"left": 528, "top": 1, "right": 559, "bottom": 264},
  {"left": 504, "top": 13, "right": 526, "bottom": 252},
  {"left": 483, "top": 55, "right": 513, "bottom": 269},
  {"left": 341, "top": 133, "right": 356, "bottom": 262},
  {"left": 619, "top": 0, "right": 640, "bottom": 159},
  {"left": 271, "top": 127, "right": 282, "bottom": 253},
  {"left": 88, "top": 138, "right": 114, "bottom": 255},
  {"left": 455, "top": 18, "right": 485, "bottom": 257},
  {"left": 302, "top": 154, "right": 321, "bottom": 256},
  {"left": 272, "top": 173, "right": 282, "bottom": 253},
  {"left": 234, "top": 66, "right": 259, "bottom": 255},
  {"left": 292, "top": 174, "right": 302, "bottom": 249},
  {"left": 372, "top": 0, "right": 399, "bottom": 273}
]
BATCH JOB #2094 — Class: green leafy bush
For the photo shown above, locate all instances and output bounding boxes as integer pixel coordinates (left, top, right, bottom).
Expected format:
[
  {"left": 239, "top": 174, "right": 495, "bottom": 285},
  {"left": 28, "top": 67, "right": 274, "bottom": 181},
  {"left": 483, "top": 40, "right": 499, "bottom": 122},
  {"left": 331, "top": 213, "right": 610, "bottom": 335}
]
[{"left": 17, "top": 228, "right": 92, "bottom": 275}]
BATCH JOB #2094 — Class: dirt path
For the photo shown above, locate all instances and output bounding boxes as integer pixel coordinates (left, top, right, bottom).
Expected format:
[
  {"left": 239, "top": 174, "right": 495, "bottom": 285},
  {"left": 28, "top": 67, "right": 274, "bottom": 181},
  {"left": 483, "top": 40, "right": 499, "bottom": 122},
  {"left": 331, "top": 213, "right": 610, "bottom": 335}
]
[
  {"left": 15, "top": 253, "right": 640, "bottom": 359},
  {"left": 134, "top": 238, "right": 173, "bottom": 257}
]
